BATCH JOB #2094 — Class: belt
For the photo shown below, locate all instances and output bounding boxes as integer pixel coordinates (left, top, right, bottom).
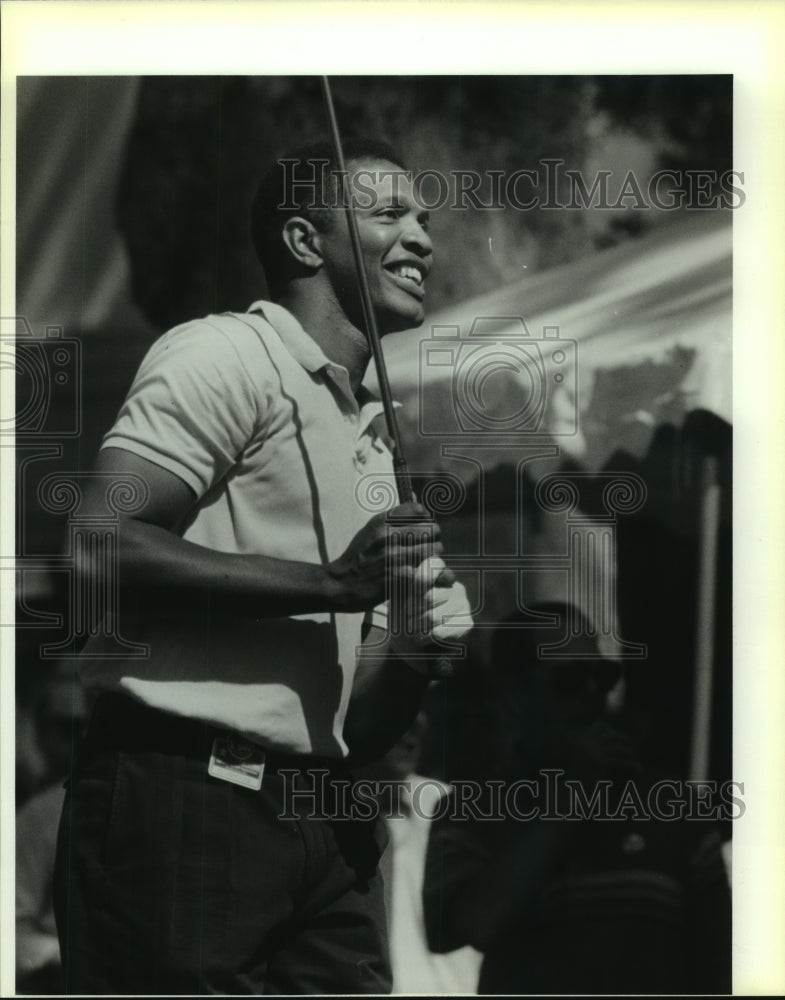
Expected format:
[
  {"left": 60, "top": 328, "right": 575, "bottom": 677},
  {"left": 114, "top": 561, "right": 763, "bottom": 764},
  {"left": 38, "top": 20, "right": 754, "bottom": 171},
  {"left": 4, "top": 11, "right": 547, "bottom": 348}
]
[{"left": 84, "top": 692, "right": 349, "bottom": 779}]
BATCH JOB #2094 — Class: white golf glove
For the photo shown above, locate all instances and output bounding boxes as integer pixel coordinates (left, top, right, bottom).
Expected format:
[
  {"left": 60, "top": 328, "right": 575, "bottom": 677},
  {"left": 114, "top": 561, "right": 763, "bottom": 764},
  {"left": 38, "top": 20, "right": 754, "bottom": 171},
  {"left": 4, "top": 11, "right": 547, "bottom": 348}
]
[{"left": 388, "top": 556, "right": 474, "bottom": 672}]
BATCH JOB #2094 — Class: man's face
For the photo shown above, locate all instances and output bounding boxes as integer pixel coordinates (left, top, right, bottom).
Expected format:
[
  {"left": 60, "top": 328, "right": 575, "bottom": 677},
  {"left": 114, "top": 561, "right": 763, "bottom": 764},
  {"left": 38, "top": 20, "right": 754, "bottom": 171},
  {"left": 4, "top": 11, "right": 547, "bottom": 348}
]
[
  {"left": 318, "top": 157, "right": 433, "bottom": 334},
  {"left": 503, "top": 660, "right": 620, "bottom": 762}
]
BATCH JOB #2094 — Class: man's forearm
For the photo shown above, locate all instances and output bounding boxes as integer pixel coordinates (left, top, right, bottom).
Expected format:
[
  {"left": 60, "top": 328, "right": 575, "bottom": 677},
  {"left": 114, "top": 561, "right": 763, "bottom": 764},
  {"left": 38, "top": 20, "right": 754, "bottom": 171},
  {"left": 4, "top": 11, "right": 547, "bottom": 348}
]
[
  {"left": 79, "top": 449, "right": 442, "bottom": 623},
  {"left": 344, "top": 572, "right": 474, "bottom": 764},
  {"left": 343, "top": 630, "right": 430, "bottom": 766},
  {"left": 100, "top": 516, "right": 345, "bottom": 619}
]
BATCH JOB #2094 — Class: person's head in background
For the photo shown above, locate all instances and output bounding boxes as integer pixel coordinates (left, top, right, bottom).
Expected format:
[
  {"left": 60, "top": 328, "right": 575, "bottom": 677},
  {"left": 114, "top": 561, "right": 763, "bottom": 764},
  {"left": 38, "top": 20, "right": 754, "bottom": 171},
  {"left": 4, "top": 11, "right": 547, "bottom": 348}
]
[{"left": 491, "top": 602, "right": 625, "bottom": 770}]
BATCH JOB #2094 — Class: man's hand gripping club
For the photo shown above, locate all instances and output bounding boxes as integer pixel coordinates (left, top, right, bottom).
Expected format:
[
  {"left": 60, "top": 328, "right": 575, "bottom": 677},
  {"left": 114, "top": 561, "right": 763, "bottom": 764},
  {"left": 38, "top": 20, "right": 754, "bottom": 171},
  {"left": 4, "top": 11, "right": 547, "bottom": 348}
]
[{"left": 327, "top": 501, "right": 473, "bottom": 677}]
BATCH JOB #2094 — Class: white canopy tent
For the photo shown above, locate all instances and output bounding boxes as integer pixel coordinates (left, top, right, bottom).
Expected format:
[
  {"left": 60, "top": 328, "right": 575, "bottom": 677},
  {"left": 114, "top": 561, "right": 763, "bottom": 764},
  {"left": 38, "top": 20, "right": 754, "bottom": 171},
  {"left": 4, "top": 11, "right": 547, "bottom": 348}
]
[{"left": 375, "top": 209, "right": 731, "bottom": 472}]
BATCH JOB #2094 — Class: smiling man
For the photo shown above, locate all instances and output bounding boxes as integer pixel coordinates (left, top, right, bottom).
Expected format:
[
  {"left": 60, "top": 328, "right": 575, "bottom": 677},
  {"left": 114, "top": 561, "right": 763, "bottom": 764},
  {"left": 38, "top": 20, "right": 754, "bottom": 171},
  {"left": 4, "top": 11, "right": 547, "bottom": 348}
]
[
  {"left": 52, "top": 137, "right": 472, "bottom": 995},
  {"left": 254, "top": 139, "right": 431, "bottom": 367}
]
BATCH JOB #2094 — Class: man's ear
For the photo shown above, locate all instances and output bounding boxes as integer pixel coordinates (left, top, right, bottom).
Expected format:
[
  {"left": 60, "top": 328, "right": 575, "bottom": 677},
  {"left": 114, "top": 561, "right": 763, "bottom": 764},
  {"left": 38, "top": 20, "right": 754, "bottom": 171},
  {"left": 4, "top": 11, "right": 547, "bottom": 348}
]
[{"left": 281, "top": 216, "right": 324, "bottom": 271}]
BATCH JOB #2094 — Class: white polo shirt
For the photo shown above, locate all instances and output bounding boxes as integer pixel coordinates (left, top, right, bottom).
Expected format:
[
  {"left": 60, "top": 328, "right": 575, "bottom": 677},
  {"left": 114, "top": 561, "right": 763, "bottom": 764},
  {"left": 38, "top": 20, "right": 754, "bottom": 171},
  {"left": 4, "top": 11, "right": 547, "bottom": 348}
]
[{"left": 79, "top": 301, "right": 394, "bottom": 757}]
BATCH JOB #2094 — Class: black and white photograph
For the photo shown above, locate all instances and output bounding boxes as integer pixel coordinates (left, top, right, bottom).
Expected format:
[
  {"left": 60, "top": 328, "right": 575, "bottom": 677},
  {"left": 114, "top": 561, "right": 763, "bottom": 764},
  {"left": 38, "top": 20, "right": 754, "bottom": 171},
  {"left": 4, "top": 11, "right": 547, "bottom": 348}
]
[{"left": 2, "top": 3, "right": 784, "bottom": 996}]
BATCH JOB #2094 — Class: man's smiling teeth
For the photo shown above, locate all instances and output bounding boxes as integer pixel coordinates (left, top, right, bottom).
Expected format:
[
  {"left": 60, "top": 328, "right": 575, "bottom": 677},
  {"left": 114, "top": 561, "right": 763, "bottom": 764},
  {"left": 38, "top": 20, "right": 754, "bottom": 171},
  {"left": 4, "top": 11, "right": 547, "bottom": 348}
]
[{"left": 389, "top": 263, "right": 423, "bottom": 285}]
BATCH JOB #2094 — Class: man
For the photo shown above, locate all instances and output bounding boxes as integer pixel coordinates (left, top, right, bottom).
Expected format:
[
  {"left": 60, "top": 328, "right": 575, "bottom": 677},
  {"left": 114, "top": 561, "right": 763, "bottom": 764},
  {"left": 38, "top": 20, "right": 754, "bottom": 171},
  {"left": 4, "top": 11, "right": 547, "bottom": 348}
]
[
  {"left": 53, "top": 137, "right": 472, "bottom": 995},
  {"left": 423, "top": 604, "right": 731, "bottom": 995}
]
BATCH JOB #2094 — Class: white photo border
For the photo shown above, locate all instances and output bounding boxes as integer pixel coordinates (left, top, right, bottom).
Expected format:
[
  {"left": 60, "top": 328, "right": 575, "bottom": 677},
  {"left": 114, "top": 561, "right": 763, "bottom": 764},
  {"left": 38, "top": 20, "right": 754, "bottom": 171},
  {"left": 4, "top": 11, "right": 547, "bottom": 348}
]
[{"left": 2, "top": 2, "right": 784, "bottom": 994}]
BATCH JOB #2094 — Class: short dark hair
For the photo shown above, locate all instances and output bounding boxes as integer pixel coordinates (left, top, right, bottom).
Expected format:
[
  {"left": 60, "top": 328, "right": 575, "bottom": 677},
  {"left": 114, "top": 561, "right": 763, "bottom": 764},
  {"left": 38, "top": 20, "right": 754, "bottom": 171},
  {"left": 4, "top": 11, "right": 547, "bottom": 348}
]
[{"left": 250, "top": 137, "right": 408, "bottom": 300}]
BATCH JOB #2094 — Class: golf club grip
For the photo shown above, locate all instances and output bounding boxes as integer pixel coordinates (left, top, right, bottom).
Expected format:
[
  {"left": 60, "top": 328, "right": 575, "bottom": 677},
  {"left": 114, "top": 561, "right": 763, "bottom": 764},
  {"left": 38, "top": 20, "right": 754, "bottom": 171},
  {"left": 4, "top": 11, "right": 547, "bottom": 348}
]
[
  {"left": 432, "top": 570, "right": 457, "bottom": 679},
  {"left": 393, "top": 454, "right": 414, "bottom": 504},
  {"left": 386, "top": 514, "right": 457, "bottom": 680}
]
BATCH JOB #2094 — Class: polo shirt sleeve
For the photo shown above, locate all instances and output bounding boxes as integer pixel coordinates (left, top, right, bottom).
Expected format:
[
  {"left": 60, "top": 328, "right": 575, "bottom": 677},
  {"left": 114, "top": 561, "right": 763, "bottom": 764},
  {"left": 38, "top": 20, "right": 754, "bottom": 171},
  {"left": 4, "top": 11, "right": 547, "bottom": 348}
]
[{"left": 102, "top": 318, "right": 274, "bottom": 498}]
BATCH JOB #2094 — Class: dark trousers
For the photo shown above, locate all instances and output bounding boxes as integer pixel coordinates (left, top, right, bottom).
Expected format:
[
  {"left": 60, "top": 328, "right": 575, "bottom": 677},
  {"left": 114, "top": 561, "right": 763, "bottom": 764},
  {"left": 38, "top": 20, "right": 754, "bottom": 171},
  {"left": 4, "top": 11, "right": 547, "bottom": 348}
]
[{"left": 53, "top": 694, "right": 391, "bottom": 995}]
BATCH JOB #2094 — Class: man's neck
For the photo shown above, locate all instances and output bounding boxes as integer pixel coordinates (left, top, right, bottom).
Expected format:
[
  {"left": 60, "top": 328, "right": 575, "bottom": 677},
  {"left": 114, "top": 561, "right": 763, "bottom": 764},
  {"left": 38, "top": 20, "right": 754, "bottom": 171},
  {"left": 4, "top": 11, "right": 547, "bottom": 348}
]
[{"left": 277, "top": 290, "right": 371, "bottom": 395}]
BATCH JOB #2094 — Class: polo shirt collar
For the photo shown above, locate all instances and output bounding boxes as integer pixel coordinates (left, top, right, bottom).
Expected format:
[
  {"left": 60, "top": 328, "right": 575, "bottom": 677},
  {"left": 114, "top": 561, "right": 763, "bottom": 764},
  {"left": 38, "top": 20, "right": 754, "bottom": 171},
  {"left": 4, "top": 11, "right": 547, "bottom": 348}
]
[
  {"left": 247, "top": 299, "right": 401, "bottom": 432},
  {"left": 247, "top": 300, "right": 330, "bottom": 374},
  {"left": 355, "top": 386, "right": 403, "bottom": 439}
]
